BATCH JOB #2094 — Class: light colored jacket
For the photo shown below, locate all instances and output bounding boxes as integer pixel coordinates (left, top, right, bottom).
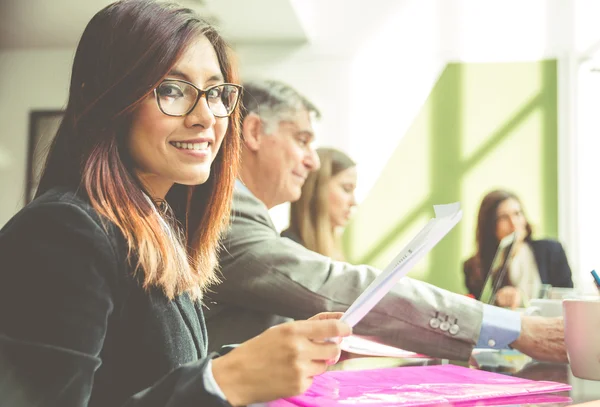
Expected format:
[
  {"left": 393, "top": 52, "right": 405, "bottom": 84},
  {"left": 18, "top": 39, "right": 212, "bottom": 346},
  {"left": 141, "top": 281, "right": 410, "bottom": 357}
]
[{"left": 205, "top": 186, "right": 484, "bottom": 360}]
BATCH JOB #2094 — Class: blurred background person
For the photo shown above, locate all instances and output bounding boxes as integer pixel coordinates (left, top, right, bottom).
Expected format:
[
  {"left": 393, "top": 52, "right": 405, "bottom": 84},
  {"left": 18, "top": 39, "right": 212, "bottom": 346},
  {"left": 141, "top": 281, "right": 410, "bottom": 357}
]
[
  {"left": 282, "top": 147, "right": 357, "bottom": 260},
  {"left": 463, "top": 189, "right": 573, "bottom": 309}
]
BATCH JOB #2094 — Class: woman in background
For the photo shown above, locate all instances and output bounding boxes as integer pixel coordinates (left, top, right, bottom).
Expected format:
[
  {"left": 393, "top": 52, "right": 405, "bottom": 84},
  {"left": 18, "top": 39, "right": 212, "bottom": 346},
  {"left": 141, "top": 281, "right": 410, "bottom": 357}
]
[
  {"left": 282, "top": 147, "right": 357, "bottom": 261},
  {"left": 463, "top": 189, "right": 573, "bottom": 309},
  {"left": 0, "top": 1, "right": 349, "bottom": 406}
]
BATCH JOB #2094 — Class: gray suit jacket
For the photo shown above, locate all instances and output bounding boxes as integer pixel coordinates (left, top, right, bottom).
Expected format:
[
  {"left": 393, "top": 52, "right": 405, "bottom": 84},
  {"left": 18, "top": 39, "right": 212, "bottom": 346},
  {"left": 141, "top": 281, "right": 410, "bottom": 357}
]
[{"left": 205, "top": 186, "right": 484, "bottom": 360}]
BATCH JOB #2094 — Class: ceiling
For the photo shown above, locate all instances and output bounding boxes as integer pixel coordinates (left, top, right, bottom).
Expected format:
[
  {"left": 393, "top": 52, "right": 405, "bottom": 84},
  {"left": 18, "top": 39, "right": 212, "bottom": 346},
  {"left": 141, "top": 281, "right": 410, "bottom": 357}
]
[{"left": 0, "top": 0, "right": 309, "bottom": 49}]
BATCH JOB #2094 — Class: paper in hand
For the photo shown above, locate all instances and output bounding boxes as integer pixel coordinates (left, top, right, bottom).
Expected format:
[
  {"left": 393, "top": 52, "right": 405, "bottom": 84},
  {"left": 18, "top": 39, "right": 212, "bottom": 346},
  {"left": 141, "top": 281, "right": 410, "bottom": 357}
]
[{"left": 341, "top": 203, "right": 462, "bottom": 328}]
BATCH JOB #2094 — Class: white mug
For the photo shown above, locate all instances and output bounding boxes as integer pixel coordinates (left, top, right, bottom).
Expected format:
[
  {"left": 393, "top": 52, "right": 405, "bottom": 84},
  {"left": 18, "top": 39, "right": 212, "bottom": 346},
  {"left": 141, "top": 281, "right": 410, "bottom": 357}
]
[
  {"left": 563, "top": 298, "right": 600, "bottom": 381},
  {"left": 547, "top": 287, "right": 581, "bottom": 300},
  {"left": 526, "top": 299, "right": 564, "bottom": 317}
]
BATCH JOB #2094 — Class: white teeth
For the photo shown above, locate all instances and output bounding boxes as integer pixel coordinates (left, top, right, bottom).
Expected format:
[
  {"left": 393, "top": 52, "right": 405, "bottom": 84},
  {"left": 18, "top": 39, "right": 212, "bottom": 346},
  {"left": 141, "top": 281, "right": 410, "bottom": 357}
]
[{"left": 172, "top": 141, "right": 209, "bottom": 151}]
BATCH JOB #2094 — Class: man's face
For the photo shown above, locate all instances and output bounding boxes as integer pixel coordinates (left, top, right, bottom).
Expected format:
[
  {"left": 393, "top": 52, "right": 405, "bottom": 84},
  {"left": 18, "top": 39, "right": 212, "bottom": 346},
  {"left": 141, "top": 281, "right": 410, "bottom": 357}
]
[{"left": 258, "top": 108, "right": 320, "bottom": 207}]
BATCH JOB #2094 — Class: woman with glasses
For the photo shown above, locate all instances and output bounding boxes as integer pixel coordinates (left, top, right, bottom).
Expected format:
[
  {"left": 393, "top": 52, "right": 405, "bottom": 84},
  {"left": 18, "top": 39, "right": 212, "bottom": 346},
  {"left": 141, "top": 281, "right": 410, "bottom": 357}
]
[
  {"left": 282, "top": 147, "right": 357, "bottom": 261},
  {"left": 0, "top": 1, "right": 350, "bottom": 406},
  {"left": 463, "top": 189, "right": 573, "bottom": 309}
]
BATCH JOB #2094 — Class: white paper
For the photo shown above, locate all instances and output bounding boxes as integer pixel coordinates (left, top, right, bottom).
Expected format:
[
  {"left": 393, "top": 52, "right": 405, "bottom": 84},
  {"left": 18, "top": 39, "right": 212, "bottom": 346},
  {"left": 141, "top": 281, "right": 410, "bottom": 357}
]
[
  {"left": 341, "top": 202, "right": 462, "bottom": 328},
  {"left": 340, "top": 335, "right": 427, "bottom": 358}
]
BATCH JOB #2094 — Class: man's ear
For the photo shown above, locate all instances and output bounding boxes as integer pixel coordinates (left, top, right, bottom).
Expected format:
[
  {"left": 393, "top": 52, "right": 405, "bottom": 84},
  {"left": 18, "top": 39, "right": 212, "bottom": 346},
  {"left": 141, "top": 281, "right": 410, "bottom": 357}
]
[{"left": 241, "top": 113, "right": 263, "bottom": 152}]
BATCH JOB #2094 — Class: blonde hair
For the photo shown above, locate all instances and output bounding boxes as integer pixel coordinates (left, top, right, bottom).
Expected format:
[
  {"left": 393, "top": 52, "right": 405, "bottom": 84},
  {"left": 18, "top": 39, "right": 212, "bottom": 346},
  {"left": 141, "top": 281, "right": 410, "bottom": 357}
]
[{"left": 288, "top": 148, "right": 355, "bottom": 259}]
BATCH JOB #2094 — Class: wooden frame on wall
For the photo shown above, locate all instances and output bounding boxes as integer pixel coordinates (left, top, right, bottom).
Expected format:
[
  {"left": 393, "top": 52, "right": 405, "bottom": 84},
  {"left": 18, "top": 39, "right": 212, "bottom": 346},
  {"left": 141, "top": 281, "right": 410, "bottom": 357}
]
[{"left": 27, "top": 110, "right": 64, "bottom": 203}]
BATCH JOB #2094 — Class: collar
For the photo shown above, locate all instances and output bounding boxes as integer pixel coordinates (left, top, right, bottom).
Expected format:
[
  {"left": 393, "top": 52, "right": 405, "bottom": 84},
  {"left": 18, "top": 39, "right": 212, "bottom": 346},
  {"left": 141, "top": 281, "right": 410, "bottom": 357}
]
[{"left": 235, "top": 179, "right": 253, "bottom": 196}]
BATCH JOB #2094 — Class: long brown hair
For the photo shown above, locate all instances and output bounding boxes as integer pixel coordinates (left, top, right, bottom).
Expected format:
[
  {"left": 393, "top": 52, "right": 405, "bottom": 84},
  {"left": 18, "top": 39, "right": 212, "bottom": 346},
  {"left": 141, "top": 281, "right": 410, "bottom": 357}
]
[
  {"left": 288, "top": 147, "right": 355, "bottom": 259},
  {"left": 473, "top": 189, "right": 532, "bottom": 282},
  {"left": 36, "top": 0, "right": 241, "bottom": 300}
]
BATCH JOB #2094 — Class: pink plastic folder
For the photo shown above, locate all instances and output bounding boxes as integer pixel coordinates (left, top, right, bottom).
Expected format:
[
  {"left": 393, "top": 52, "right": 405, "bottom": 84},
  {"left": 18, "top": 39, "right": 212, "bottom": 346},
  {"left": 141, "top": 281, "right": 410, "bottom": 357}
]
[{"left": 268, "top": 364, "right": 572, "bottom": 407}]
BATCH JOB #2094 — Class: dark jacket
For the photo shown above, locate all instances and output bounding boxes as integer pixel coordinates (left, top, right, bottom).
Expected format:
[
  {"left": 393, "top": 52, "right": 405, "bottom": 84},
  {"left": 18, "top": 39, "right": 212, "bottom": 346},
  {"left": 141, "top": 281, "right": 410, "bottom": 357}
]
[
  {"left": 463, "top": 239, "right": 574, "bottom": 299},
  {"left": 0, "top": 187, "right": 231, "bottom": 407},
  {"left": 280, "top": 228, "right": 304, "bottom": 246}
]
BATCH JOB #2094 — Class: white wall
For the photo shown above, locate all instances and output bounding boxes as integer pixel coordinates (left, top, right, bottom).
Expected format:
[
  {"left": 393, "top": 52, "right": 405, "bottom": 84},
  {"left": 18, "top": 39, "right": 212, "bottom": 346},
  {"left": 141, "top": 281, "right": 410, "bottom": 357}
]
[
  {"left": 572, "top": 0, "right": 600, "bottom": 290},
  {"left": 575, "top": 60, "right": 600, "bottom": 293},
  {"left": 558, "top": 0, "right": 600, "bottom": 291},
  {"left": 0, "top": 49, "right": 73, "bottom": 226}
]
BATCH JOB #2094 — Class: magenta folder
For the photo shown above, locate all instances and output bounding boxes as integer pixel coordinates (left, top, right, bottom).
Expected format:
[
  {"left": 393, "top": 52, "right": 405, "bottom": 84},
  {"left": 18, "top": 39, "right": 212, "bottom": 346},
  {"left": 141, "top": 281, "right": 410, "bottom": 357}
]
[{"left": 268, "top": 364, "right": 572, "bottom": 407}]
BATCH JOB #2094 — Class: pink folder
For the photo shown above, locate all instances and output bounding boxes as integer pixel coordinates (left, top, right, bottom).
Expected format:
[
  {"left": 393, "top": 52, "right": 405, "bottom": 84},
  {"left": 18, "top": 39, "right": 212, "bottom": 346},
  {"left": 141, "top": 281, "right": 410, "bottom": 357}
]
[{"left": 269, "top": 364, "right": 572, "bottom": 407}]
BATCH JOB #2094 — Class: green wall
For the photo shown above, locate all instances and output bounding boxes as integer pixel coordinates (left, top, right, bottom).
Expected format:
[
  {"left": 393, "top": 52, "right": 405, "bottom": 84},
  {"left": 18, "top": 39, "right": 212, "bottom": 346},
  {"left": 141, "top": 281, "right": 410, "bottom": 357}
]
[{"left": 343, "top": 60, "right": 558, "bottom": 294}]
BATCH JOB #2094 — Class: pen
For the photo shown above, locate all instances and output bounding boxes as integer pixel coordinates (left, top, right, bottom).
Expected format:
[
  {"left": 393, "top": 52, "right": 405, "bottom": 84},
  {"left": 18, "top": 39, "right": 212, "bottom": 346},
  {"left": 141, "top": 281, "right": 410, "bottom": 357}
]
[{"left": 591, "top": 270, "right": 600, "bottom": 290}]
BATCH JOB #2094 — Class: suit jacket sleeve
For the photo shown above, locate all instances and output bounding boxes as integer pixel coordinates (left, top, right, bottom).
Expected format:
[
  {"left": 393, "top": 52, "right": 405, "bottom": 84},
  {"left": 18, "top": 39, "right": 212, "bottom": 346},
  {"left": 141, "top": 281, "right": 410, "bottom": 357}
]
[
  {"left": 217, "top": 190, "right": 484, "bottom": 360},
  {"left": 0, "top": 202, "right": 231, "bottom": 407}
]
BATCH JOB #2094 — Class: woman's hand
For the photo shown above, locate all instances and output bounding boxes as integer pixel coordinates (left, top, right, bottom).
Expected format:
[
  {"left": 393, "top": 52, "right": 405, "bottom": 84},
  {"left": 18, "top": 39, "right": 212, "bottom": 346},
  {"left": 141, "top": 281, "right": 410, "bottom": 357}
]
[
  {"left": 212, "top": 316, "right": 351, "bottom": 406},
  {"left": 308, "top": 312, "right": 346, "bottom": 363},
  {"left": 307, "top": 311, "right": 345, "bottom": 321},
  {"left": 495, "top": 286, "right": 521, "bottom": 309}
]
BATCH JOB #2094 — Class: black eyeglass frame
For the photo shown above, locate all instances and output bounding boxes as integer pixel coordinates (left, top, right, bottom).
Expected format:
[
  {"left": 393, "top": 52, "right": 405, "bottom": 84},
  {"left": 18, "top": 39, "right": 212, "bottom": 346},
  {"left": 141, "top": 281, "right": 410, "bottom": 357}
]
[{"left": 153, "top": 78, "right": 242, "bottom": 118}]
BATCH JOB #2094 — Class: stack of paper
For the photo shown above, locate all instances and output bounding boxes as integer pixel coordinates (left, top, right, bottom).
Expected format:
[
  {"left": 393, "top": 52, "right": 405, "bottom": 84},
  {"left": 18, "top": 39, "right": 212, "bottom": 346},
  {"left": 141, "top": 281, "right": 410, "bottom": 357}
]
[{"left": 340, "top": 335, "right": 428, "bottom": 358}]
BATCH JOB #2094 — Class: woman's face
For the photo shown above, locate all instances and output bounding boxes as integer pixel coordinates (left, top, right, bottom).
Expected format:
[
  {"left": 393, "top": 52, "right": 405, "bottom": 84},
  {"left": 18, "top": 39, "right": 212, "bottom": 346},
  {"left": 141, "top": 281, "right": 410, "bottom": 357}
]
[
  {"left": 328, "top": 166, "right": 357, "bottom": 229},
  {"left": 128, "top": 35, "right": 229, "bottom": 198},
  {"left": 495, "top": 198, "right": 528, "bottom": 242}
]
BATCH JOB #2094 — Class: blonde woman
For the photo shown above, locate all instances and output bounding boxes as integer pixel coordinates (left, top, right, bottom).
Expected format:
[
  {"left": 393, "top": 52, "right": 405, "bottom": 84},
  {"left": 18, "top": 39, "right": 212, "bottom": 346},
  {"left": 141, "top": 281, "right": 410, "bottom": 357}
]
[{"left": 282, "top": 147, "right": 357, "bottom": 260}]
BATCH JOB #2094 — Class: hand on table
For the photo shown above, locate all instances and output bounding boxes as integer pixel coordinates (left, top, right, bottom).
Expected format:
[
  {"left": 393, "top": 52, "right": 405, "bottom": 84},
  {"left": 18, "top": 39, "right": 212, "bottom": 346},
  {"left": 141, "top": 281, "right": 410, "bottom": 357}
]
[{"left": 510, "top": 316, "right": 568, "bottom": 363}]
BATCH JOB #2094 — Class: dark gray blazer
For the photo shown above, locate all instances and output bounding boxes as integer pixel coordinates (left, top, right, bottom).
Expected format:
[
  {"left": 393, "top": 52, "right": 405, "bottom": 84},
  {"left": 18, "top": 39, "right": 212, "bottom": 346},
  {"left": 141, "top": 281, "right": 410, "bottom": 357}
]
[
  {"left": 0, "top": 187, "right": 231, "bottom": 407},
  {"left": 205, "top": 185, "right": 484, "bottom": 360}
]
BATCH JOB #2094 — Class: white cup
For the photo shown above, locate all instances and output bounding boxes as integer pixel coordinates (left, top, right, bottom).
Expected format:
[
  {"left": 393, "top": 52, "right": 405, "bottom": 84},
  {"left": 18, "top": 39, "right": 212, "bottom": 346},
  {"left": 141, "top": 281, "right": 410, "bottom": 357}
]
[
  {"left": 547, "top": 287, "right": 581, "bottom": 300},
  {"left": 527, "top": 299, "right": 564, "bottom": 317},
  {"left": 563, "top": 298, "right": 600, "bottom": 381}
]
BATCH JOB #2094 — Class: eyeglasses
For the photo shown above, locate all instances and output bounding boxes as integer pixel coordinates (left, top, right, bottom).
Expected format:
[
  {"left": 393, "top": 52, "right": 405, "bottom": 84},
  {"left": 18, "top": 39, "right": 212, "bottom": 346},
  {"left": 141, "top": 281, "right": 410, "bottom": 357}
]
[{"left": 154, "top": 79, "right": 242, "bottom": 118}]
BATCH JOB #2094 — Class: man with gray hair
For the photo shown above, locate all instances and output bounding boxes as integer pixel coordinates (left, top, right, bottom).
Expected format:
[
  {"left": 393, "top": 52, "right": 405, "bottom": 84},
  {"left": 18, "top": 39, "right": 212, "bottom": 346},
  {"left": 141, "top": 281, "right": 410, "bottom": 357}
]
[
  {"left": 205, "top": 79, "right": 567, "bottom": 363},
  {"left": 230, "top": 80, "right": 321, "bottom": 208}
]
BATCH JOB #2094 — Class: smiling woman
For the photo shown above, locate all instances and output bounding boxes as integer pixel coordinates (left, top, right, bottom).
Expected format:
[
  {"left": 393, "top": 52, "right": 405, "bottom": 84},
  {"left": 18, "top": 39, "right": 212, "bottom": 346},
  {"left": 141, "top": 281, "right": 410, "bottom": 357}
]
[
  {"left": 126, "top": 35, "right": 237, "bottom": 199},
  {"left": 0, "top": 1, "right": 350, "bottom": 406}
]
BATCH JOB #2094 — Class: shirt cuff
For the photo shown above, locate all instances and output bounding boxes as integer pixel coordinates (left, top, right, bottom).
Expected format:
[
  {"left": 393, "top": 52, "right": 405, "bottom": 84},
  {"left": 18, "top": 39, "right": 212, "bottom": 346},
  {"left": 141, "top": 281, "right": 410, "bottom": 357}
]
[
  {"left": 203, "top": 359, "right": 228, "bottom": 401},
  {"left": 476, "top": 304, "right": 522, "bottom": 349}
]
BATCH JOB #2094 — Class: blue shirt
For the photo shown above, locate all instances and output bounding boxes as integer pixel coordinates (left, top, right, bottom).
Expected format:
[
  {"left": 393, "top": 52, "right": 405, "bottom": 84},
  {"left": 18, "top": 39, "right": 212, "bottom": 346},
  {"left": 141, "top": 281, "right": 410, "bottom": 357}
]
[
  {"left": 477, "top": 304, "right": 522, "bottom": 349},
  {"left": 235, "top": 179, "right": 250, "bottom": 194}
]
